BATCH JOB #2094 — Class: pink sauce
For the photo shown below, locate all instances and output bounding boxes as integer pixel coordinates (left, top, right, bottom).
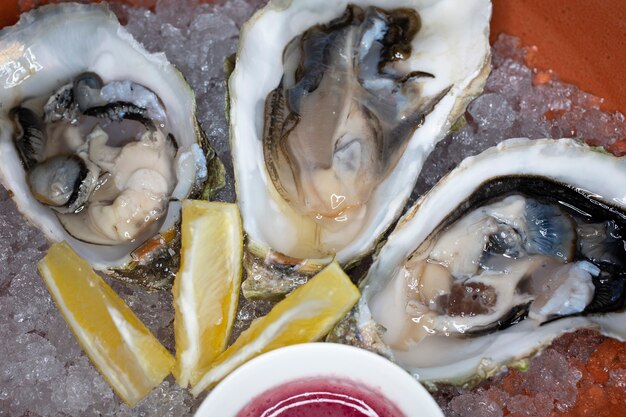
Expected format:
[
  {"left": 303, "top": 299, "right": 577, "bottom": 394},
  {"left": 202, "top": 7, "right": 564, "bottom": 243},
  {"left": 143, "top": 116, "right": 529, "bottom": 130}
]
[{"left": 236, "top": 377, "right": 407, "bottom": 417}]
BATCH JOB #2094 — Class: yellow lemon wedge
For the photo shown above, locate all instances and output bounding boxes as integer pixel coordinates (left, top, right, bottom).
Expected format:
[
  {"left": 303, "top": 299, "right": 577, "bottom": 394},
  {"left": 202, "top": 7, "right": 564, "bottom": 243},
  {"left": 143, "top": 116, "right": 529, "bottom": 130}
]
[
  {"left": 37, "top": 242, "right": 175, "bottom": 407},
  {"left": 173, "top": 200, "right": 243, "bottom": 388},
  {"left": 190, "top": 261, "right": 360, "bottom": 395}
]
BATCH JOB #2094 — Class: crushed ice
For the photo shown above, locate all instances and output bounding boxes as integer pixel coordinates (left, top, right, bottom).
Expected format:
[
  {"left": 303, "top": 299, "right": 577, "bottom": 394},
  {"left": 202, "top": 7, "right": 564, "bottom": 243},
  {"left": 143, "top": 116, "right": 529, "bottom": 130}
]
[{"left": 1, "top": 1, "right": 624, "bottom": 416}]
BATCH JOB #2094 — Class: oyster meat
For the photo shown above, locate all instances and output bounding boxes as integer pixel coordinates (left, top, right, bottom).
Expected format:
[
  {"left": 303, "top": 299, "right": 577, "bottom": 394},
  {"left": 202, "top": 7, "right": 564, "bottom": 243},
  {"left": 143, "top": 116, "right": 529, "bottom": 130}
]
[
  {"left": 0, "top": 4, "right": 223, "bottom": 288},
  {"left": 330, "top": 138, "right": 626, "bottom": 386},
  {"left": 230, "top": 0, "right": 492, "bottom": 298}
]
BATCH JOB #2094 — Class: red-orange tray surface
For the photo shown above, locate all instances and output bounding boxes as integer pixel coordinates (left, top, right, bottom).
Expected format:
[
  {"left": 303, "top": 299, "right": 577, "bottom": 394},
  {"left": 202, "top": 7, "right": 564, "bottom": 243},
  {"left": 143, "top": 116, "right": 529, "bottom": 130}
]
[{"left": 0, "top": 1, "right": 624, "bottom": 416}]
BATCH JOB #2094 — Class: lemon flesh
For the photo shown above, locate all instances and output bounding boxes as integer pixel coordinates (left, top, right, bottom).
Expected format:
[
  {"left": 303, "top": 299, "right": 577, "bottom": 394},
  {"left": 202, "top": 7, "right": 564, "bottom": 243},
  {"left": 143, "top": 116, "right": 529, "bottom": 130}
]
[
  {"left": 38, "top": 242, "right": 175, "bottom": 407},
  {"left": 173, "top": 200, "right": 243, "bottom": 387},
  {"left": 191, "top": 261, "right": 360, "bottom": 395}
]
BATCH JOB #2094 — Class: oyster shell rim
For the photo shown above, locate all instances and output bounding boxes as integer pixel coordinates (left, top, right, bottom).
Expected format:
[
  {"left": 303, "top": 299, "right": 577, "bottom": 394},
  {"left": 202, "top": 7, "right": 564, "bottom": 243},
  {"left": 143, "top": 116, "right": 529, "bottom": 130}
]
[
  {"left": 228, "top": 0, "right": 493, "bottom": 297},
  {"left": 0, "top": 2, "right": 224, "bottom": 280},
  {"left": 339, "top": 137, "right": 626, "bottom": 386}
]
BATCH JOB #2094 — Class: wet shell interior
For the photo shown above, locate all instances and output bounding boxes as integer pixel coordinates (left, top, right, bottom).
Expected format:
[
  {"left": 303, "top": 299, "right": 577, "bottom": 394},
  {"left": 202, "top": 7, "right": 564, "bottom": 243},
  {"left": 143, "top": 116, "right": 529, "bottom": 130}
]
[
  {"left": 330, "top": 138, "right": 626, "bottom": 386},
  {"left": 0, "top": 3, "right": 223, "bottom": 287},
  {"left": 230, "top": 0, "right": 492, "bottom": 299}
]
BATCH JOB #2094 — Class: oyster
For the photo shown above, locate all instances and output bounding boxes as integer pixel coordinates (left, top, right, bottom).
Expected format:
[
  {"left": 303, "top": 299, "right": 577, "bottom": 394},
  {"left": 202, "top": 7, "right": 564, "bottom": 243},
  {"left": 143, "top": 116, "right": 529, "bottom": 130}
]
[
  {"left": 330, "top": 138, "right": 626, "bottom": 386},
  {"left": 230, "top": 0, "right": 492, "bottom": 298},
  {"left": 0, "top": 4, "right": 224, "bottom": 289}
]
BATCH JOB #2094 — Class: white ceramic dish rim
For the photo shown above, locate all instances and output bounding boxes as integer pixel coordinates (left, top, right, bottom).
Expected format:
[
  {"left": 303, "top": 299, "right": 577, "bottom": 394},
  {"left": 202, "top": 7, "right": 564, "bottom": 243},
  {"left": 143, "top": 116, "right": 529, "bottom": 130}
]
[{"left": 194, "top": 342, "right": 444, "bottom": 417}]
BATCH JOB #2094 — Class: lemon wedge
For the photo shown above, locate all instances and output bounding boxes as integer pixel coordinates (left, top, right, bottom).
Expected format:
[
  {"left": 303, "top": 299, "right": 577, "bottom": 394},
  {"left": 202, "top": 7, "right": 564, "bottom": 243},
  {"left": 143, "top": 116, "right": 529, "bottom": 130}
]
[
  {"left": 191, "top": 261, "right": 360, "bottom": 395},
  {"left": 37, "top": 242, "right": 175, "bottom": 407},
  {"left": 173, "top": 200, "right": 243, "bottom": 388}
]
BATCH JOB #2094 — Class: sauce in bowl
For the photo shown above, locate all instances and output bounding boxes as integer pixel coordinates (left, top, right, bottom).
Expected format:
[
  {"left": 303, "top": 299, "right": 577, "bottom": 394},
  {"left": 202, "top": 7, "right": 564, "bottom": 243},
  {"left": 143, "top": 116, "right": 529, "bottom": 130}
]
[
  {"left": 237, "top": 377, "right": 405, "bottom": 417},
  {"left": 194, "top": 343, "right": 444, "bottom": 417}
]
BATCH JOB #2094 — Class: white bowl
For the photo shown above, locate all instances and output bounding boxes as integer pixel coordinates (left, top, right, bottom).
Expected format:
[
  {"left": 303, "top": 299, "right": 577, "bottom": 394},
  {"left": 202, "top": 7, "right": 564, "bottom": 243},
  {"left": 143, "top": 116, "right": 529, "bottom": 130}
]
[{"left": 194, "top": 343, "right": 444, "bottom": 417}]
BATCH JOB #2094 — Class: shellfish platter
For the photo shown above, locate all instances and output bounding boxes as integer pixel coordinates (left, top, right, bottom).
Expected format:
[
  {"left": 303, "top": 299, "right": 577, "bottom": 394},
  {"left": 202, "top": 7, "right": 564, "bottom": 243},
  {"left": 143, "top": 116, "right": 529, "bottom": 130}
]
[{"left": 0, "top": 0, "right": 625, "bottom": 416}]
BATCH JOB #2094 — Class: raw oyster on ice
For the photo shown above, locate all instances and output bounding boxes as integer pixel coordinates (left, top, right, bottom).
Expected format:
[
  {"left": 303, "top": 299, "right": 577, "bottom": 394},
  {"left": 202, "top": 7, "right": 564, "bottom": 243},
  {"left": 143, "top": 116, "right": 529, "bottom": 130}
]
[
  {"left": 330, "top": 138, "right": 626, "bottom": 386},
  {"left": 230, "top": 0, "right": 492, "bottom": 298},
  {"left": 0, "top": 4, "right": 224, "bottom": 289}
]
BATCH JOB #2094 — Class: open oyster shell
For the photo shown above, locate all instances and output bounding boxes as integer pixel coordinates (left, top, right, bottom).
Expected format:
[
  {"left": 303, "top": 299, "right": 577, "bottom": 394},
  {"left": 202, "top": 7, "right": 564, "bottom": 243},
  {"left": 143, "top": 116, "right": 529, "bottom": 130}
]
[
  {"left": 0, "top": 3, "right": 224, "bottom": 289},
  {"left": 230, "top": 0, "right": 492, "bottom": 299},
  {"left": 329, "top": 138, "right": 626, "bottom": 386}
]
